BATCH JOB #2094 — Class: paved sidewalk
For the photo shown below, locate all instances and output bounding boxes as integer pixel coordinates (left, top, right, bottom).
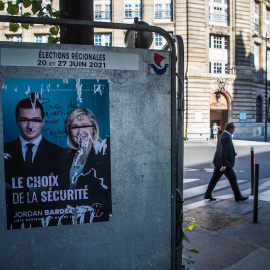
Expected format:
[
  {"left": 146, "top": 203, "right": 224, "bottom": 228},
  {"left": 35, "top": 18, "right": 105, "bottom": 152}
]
[
  {"left": 182, "top": 138, "right": 270, "bottom": 269},
  {"left": 225, "top": 248, "right": 270, "bottom": 270},
  {"left": 183, "top": 198, "right": 270, "bottom": 270}
]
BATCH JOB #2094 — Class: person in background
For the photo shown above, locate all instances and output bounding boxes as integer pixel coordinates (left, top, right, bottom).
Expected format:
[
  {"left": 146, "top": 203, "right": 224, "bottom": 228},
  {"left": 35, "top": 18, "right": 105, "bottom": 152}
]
[{"left": 212, "top": 122, "right": 219, "bottom": 140}]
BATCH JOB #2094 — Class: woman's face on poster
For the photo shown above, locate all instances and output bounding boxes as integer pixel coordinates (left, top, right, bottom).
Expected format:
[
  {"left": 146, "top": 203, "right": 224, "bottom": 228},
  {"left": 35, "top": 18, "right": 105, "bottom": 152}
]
[{"left": 69, "top": 114, "right": 95, "bottom": 148}]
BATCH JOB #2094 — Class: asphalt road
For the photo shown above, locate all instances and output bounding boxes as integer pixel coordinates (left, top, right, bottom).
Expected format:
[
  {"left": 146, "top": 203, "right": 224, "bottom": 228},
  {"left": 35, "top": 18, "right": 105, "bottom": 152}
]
[{"left": 184, "top": 140, "right": 270, "bottom": 196}]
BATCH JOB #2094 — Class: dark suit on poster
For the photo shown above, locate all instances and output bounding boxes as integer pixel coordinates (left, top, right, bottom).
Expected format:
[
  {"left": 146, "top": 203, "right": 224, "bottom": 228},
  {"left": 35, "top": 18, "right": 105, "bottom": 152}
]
[
  {"left": 57, "top": 138, "right": 111, "bottom": 225},
  {"left": 4, "top": 137, "right": 63, "bottom": 229},
  {"left": 4, "top": 137, "right": 63, "bottom": 178},
  {"left": 205, "top": 131, "right": 242, "bottom": 199}
]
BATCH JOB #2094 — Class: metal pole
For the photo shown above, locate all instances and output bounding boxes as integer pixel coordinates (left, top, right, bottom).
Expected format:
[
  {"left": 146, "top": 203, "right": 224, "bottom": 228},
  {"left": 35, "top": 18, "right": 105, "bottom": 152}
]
[
  {"left": 170, "top": 38, "right": 178, "bottom": 270},
  {"left": 174, "top": 35, "right": 185, "bottom": 270},
  {"left": 265, "top": 33, "right": 268, "bottom": 142},
  {"left": 250, "top": 146, "right": 254, "bottom": 195},
  {"left": 253, "top": 164, "right": 259, "bottom": 223},
  {"left": 59, "top": 0, "right": 94, "bottom": 45}
]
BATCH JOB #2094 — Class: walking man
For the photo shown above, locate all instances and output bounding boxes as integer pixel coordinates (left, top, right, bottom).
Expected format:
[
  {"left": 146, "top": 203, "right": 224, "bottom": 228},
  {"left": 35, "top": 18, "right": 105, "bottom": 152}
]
[{"left": 204, "top": 122, "right": 249, "bottom": 202}]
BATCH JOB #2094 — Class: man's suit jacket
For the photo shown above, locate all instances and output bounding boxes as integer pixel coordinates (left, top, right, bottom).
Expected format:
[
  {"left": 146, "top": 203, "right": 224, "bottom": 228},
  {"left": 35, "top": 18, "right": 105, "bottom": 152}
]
[
  {"left": 4, "top": 137, "right": 63, "bottom": 229},
  {"left": 4, "top": 136, "right": 63, "bottom": 179},
  {"left": 213, "top": 131, "right": 236, "bottom": 168}
]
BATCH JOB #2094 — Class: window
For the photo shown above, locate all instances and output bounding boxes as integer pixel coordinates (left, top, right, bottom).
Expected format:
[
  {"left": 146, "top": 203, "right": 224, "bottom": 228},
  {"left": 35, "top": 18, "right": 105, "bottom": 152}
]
[
  {"left": 6, "top": 35, "right": 22, "bottom": 42},
  {"left": 225, "top": 63, "right": 228, "bottom": 74},
  {"left": 35, "top": 35, "right": 49, "bottom": 43},
  {"left": 124, "top": 3, "right": 141, "bottom": 19},
  {"left": 165, "top": 4, "right": 171, "bottom": 18},
  {"left": 154, "top": 33, "right": 163, "bottom": 47},
  {"left": 209, "top": 0, "right": 228, "bottom": 23},
  {"left": 209, "top": 35, "right": 228, "bottom": 74},
  {"left": 94, "top": 1, "right": 111, "bottom": 20},
  {"left": 154, "top": 32, "right": 172, "bottom": 49},
  {"left": 224, "top": 38, "right": 228, "bottom": 49},
  {"left": 125, "top": 4, "right": 132, "bottom": 18},
  {"left": 134, "top": 4, "right": 141, "bottom": 17},
  {"left": 214, "top": 62, "right": 222, "bottom": 73},
  {"left": 105, "top": 5, "right": 110, "bottom": 19},
  {"left": 254, "top": 2, "right": 259, "bottom": 32},
  {"left": 155, "top": 4, "right": 162, "bottom": 18},
  {"left": 104, "top": 34, "right": 111, "bottom": 46},
  {"left": 155, "top": 33, "right": 163, "bottom": 46},
  {"left": 95, "top": 34, "right": 102, "bottom": 46},
  {"left": 214, "top": 36, "right": 222, "bottom": 48},
  {"left": 95, "top": 5, "right": 102, "bottom": 19},
  {"left": 254, "top": 44, "right": 259, "bottom": 78},
  {"left": 154, "top": 1, "right": 172, "bottom": 19},
  {"left": 94, "top": 34, "right": 111, "bottom": 46},
  {"left": 210, "top": 36, "right": 228, "bottom": 49},
  {"left": 256, "top": 96, "right": 263, "bottom": 122}
]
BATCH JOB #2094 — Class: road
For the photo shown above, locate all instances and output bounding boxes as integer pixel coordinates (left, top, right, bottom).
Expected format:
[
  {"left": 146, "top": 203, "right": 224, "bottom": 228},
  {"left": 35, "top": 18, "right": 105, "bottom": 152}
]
[{"left": 183, "top": 139, "right": 270, "bottom": 210}]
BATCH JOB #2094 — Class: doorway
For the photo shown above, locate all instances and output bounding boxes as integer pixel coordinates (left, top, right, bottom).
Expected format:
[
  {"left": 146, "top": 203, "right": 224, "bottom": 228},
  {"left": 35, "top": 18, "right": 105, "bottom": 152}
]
[{"left": 210, "top": 92, "right": 229, "bottom": 139}]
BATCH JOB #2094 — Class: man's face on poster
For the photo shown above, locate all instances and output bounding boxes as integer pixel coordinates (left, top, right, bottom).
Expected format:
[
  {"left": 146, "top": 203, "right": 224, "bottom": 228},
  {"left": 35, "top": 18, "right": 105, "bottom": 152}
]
[
  {"left": 69, "top": 114, "right": 95, "bottom": 148},
  {"left": 16, "top": 108, "right": 44, "bottom": 142}
]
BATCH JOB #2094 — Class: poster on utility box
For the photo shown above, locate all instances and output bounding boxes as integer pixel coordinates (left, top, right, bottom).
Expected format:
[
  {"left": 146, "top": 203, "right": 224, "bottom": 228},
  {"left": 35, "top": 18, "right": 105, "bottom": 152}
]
[{"left": 2, "top": 78, "right": 111, "bottom": 230}]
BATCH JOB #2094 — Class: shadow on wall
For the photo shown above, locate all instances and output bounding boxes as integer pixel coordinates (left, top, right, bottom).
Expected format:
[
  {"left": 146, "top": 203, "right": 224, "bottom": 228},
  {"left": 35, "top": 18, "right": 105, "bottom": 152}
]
[{"left": 233, "top": 31, "right": 267, "bottom": 139}]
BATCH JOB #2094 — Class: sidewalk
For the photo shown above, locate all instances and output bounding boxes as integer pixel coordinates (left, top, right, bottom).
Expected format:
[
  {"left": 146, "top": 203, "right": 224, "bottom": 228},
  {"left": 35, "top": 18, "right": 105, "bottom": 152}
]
[
  {"left": 183, "top": 196, "right": 270, "bottom": 270},
  {"left": 182, "top": 138, "right": 270, "bottom": 269}
]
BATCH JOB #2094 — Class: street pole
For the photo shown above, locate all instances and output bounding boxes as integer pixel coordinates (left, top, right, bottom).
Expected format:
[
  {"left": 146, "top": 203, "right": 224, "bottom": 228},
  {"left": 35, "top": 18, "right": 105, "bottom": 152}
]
[
  {"left": 60, "top": 0, "right": 94, "bottom": 45},
  {"left": 265, "top": 33, "right": 268, "bottom": 142}
]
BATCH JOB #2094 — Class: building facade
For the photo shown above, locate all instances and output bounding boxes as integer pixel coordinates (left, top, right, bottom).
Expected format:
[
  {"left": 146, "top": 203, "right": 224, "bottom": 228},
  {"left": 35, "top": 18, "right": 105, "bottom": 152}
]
[
  {"left": 0, "top": 0, "right": 269, "bottom": 139},
  {"left": 179, "top": 0, "right": 270, "bottom": 140}
]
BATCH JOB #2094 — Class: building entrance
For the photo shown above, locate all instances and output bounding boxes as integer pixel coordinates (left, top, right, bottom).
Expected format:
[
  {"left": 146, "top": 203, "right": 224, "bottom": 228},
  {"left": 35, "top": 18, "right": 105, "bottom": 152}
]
[{"left": 210, "top": 92, "right": 229, "bottom": 139}]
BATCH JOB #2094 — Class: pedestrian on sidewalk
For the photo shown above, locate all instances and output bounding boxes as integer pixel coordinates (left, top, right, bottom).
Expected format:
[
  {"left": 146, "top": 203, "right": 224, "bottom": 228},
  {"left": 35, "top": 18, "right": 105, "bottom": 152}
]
[
  {"left": 204, "top": 122, "right": 249, "bottom": 202},
  {"left": 212, "top": 122, "right": 219, "bottom": 140}
]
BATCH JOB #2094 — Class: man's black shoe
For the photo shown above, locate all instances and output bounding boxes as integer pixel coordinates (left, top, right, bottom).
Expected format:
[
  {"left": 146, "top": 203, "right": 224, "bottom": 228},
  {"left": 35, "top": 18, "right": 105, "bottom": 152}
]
[
  {"left": 204, "top": 194, "right": 217, "bottom": 201},
  {"left": 235, "top": 196, "right": 249, "bottom": 202}
]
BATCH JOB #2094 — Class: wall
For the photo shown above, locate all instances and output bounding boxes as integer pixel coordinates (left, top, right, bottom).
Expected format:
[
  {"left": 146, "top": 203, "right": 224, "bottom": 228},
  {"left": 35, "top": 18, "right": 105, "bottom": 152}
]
[{"left": 0, "top": 42, "right": 172, "bottom": 269}]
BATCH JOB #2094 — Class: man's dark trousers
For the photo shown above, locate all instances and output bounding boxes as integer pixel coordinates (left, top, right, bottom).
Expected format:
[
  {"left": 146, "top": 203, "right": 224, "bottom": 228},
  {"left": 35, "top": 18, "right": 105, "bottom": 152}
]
[{"left": 205, "top": 166, "right": 241, "bottom": 199}]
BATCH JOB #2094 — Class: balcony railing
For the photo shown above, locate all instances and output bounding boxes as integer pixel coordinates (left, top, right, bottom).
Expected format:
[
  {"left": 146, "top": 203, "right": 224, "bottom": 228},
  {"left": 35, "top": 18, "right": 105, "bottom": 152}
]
[
  {"left": 209, "top": 13, "right": 228, "bottom": 23},
  {"left": 155, "top": 10, "right": 172, "bottom": 19}
]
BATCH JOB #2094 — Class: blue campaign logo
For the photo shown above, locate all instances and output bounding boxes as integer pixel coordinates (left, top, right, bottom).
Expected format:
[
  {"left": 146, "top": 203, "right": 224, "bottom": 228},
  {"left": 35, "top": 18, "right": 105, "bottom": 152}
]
[{"left": 150, "top": 53, "right": 169, "bottom": 75}]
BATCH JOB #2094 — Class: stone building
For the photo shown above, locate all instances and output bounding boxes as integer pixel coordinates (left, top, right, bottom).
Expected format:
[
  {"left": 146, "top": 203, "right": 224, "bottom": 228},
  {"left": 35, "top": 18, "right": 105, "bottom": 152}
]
[{"left": 0, "top": 0, "right": 269, "bottom": 139}]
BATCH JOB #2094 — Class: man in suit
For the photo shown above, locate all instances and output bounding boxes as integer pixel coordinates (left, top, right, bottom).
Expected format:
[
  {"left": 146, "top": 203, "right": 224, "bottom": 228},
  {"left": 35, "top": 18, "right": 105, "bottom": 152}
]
[
  {"left": 204, "top": 122, "right": 249, "bottom": 202},
  {"left": 4, "top": 97, "right": 63, "bottom": 229},
  {"left": 4, "top": 97, "right": 63, "bottom": 178}
]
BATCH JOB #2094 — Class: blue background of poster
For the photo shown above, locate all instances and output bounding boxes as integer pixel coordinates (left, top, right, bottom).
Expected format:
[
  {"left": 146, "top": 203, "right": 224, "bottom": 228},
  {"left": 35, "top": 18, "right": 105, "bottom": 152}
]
[{"left": 2, "top": 78, "right": 110, "bottom": 148}]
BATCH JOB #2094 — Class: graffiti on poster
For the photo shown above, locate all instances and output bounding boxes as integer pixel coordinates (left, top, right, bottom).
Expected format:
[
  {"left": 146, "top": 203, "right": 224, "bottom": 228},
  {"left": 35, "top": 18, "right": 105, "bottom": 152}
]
[{"left": 2, "top": 78, "right": 111, "bottom": 230}]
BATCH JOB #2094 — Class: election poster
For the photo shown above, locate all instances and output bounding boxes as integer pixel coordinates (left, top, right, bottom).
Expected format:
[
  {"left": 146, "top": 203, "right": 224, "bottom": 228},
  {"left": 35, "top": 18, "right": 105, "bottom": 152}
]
[{"left": 2, "top": 78, "right": 111, "bottom": 230}]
